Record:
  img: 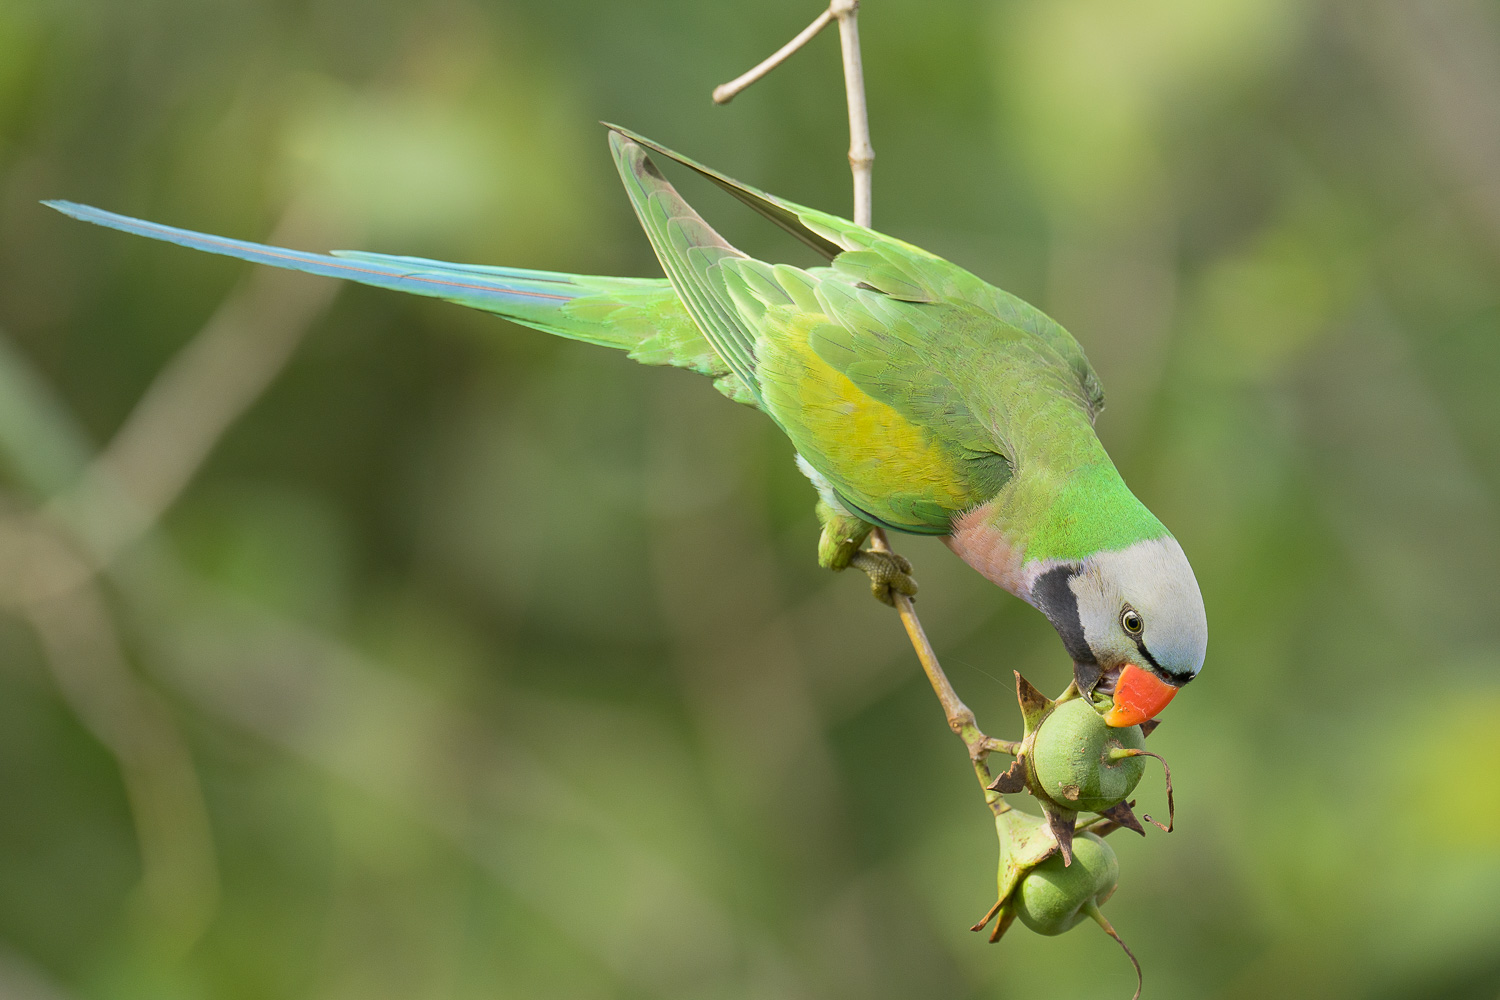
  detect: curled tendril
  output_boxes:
[1108,748,1174,832]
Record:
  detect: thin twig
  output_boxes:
[0,519,218,956]
[831,0,874,227]
[867,528,1006,813]
[712,8,836,104]
[711,1,873,227]
[0,201,341,957]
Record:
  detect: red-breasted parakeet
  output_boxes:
[45,126,1206,725]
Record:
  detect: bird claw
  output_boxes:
[849,550,918,606]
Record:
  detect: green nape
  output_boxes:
[999,459,1170,563]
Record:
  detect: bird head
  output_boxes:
[1029,536,1207,727]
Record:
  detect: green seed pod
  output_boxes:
[1031,698,1146,813]
[1013,831,1119,935]
[1014,832,1143,1000]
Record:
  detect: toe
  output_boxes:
[849,550,918,606]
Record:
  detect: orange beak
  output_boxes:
[1103,663,1179,728]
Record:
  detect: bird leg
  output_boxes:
[815,499,872,570]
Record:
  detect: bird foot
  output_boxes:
[849,550,918,607]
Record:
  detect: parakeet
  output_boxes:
[45,125,1206,726]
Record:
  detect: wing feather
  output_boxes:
[610,134,765,403]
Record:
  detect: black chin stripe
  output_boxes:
[1032,566,1095,666]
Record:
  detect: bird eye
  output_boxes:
[1121,609,1144,635]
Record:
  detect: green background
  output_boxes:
[0,0,1497,997]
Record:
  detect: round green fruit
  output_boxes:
[1031,698,1146,813]
[1014,832,1119,935]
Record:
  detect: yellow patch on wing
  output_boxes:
[759,312,976,530]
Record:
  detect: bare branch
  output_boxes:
[831,0,874,227]
[712,1,874,227]
[867,528,1008,813]
[0,200,342,955]
[713,8,836,104]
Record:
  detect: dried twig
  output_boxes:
[713,0,874,226]
[0,517,218,955]
[30,582,218,951]
[712,8,836,105]
[830,0,874,227]
[866,532,1012,814]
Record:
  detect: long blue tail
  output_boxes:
[40,200,726,369]
[44,200,592,309]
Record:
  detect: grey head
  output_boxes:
[1029,536,1207,726]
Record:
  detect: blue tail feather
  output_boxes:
[41,200,581,309]
[329,250,580,284]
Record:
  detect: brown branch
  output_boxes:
[0,518,218,955]
[866,528,1008,814]
[712,0,873,227]
[0,200,343,955]
[712,7,837,104]
[831,0,874,227]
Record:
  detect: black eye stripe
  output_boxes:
[1131,637,1163,672]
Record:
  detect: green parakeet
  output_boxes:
[45,126,1206,725]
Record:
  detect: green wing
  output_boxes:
[739,263,1016,532]
[607,125,1105,421]
[609,132,767,407]
[610,129,1110,533]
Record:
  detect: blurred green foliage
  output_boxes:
[0,0,1497,998]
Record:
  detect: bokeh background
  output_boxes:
[0,0,1497,997]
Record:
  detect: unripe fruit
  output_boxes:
[1014,831,1142,999]
[1031,698,1146,814]
[977,675,1157,999]
[1014,831,1118,935]
[979,816,1144,1000]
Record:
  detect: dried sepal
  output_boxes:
[988,905,1018,943]
[1014,670,1053,732]
[987,757,1028,794]
[1047,807,1078,866]
[970,897,1004,934]
[1095,799,1146,837]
